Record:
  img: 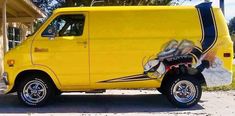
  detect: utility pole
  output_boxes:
[204,0,225,15]
[220,0,225,15]
[2,0,8,53]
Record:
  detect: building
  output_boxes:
[0,0,45,74]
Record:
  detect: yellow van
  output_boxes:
[2,2,233,108]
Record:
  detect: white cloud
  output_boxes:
[224,1,235,21]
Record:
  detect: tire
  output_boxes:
[17,74,55,106]
[55,89,62,96]
[166,75,202,108]
[157,87,166,95]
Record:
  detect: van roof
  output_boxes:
[53,6,219,14]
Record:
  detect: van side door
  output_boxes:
[32,12,90,88]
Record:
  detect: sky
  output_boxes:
[181,0,235,22]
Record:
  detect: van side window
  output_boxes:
[42,14,85,37]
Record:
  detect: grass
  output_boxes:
[231,35,235,41]
[231,65,235,89]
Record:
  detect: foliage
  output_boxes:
[32,0,64,15]
[229,17,235,35]
[32,0,191,14]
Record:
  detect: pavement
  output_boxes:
[0,86,235,116]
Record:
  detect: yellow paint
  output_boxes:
[3,6,233,93]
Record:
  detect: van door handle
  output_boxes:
[77,41,87,44]
[34,47,49,52]
[77,41,87,48]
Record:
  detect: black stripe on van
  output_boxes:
[190,47,203,61]
[98,74,152,83]
[196,2,218,54]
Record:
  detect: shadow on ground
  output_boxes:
[0,94,204,113]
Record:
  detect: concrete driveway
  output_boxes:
[0,90,235,116]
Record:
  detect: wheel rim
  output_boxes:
[173,80,196,103]
[22,80,47,104]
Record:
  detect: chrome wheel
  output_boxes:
[173,80,196,103]
[22,80,47,104]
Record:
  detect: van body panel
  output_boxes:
[31,12,90,88]
[3,37,62,93]
[89,8,202,88]
[3,6,233,93]
[3,38,33,93]
[199,8,233,87]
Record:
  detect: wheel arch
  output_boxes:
[8,68,61,93]
[160,67,206,90]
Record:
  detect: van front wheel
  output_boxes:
[166,76,202,108]
[17,75,54,106]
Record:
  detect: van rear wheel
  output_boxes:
[17,74,54,106]
[166,75,202,108]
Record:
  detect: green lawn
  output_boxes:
[231,65,235,89]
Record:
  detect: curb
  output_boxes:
[0,89,4,94]
[0,79,6,95]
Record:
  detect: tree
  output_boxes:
[229,17,235,35]
[32,0,64,15]
[31,0,66,31]
[32,0,189,14]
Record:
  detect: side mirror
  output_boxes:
[48,27,56,40]
[42,25,56,40]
